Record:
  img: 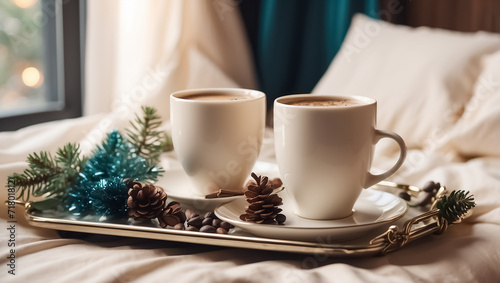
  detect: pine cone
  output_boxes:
[244,176,282,191]
[126,180,167,220]
[240,173,286,224]
[158,201,186,228]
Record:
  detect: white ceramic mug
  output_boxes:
[170,88,266,196]
[274,95,406,219]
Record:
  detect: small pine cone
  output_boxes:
[158,201,187,228]
[127,180,167,220]
[240,173,284,224]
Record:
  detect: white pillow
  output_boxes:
[313,14,500,150]
[437,50,500,158]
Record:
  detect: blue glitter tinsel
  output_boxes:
[64,130,163,218]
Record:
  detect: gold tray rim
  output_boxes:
[25,203,383,257]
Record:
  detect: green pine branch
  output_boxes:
[127,106,171,163]
[56,142,88,171]
[436,190,476,223]
[10,143,85,202]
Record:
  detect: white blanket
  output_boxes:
[1,114,500,282]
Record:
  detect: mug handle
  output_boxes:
[364,129,407,189]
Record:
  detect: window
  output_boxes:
[0,0,84,131]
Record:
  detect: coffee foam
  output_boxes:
[184,93,252,101]
[286,98,362,107]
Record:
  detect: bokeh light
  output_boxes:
[13,0,38,9]
[22,67,43,88]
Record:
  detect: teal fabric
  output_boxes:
[256,0,378,103]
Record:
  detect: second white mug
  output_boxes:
[274,95,406,220]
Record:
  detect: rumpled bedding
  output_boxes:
[2,13,500,283]
[1,107,500,282]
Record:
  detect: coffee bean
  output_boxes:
[220,221,231,231]
[173,223,185,230]
[202,217,213,226]
[185,209,195,219]
[204,212,216,219]
[185,209,199,220]
[212,219,222,228]
[398,192,411,201]
[216,227,228,234]
[177,211,187,223]
[423,181,436,193]
[200,225,216,233]
[187,216,203,228]
[186,226,199,232]
[276,214,286,224]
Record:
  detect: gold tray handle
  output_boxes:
[370,185,472,255]
[370,210,445,255]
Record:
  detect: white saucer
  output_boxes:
[215,189,408,242]
[155,161,280,211]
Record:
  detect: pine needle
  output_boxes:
[436,190,476,223]
[11,143,85,202]
[126,106,170,163]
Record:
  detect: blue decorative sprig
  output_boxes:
[80,130,162,183]
[66,175,129,218]
[10,106,169,218]
[64,131,164,217]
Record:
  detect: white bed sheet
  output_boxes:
[1,116,499,283]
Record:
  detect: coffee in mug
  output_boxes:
[184,93,253,101]
[286,97,363,107]
[274,95,406,220]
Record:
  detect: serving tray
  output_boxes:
[23,182,457,257]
